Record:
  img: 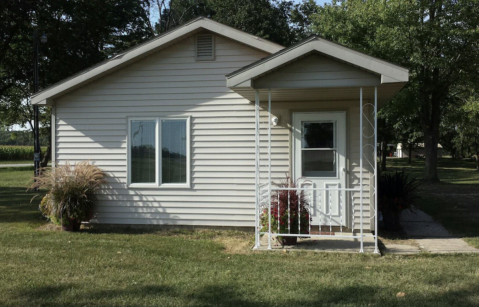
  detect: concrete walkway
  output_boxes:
[383,209,479,254]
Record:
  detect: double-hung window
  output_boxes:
[128,117,190,188]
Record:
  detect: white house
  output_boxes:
[31,17,408,252]
[397,143,443,158]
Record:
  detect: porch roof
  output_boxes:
[226,36,409,103]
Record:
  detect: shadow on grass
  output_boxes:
[13,282,479,307]
[0,187,44,225]
[417,194,479,240]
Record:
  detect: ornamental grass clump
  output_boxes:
[260,176,311,245]
[30,161,106,231]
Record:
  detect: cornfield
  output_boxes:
[0,146,47,160]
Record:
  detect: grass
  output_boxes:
[385,158,479,248]
[0,160,33,165]
[1,167,479,306]
[386,157,479,184]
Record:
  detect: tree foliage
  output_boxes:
[146,0,316,46]
[452,91,479,169]
[311,0,479,181]
[0,0,153,163]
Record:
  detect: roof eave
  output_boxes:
[226,37,409,88]
[31,17,284,105]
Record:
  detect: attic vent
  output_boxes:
[196,34,215,61]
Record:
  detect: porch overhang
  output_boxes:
[226,36,409,104]
[230,84,405,104]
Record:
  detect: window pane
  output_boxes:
[162,120,187,184]
[302,122,334,148]
[131,120,156,183]
[302,150,336,177]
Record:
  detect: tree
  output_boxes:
[147,0,313,46]
[454,92,479,170]
[383,85,423,164]
[1,0,153,165]
[311,0,479,182]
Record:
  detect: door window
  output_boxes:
[301,121,337,177]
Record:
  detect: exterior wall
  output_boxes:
[259,101,374,231]
[54,33,269,227]
[53,33,374,230]
[255,53,381,89]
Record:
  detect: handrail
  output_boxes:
[270,187,361,191]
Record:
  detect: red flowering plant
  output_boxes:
[260,176,311,245]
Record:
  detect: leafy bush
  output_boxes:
[378,169,421,212]
[0,145,47,160]
[31,161,106,229]
[378,169,421,231]
[260,176,311,244]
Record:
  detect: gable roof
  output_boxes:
[31,17,284,105]
[226,35,408,88]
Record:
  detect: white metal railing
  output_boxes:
[253,87,379,253]
[257,186,375,248]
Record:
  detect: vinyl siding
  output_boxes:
[54,34,374,230]
[54,34,269,227]
[255,53,381,89]
[258,101,374,230]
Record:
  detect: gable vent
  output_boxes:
[196,34,215,61]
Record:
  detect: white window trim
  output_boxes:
[127,116,191,189]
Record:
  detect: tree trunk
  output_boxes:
[40,145,50,167]
[40,125,51,167]
[408,144,413,164]
[381,141,387,171]
[421,67,442,183]
[424,125,440,182]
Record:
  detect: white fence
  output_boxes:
[256,184,376,252]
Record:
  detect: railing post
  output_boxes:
[254,90,260,249]
[374,87,380,254]
[359,87,364,253]
[268,90,272,250]
[277,190,280,234]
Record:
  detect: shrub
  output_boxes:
[0,145,47,160]
[378,170,420,212]
[378,169,420,231]
[31,161,106,230]
[260,176,311,245]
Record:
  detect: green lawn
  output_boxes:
[385,158,479,248]
[0,160,33,165]
[386,157,479,184]
[1,166,479,306]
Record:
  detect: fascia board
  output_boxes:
[227,38,409,88]
[31,18,283,105]
[227,43,316,87]
[198,20,283,54]
[313,39,409,82]
[31,23,200,105]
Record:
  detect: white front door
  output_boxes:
[293,112,346,227]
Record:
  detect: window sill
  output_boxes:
[127,184,191,189]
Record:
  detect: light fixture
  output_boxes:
[271,116,279,126]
